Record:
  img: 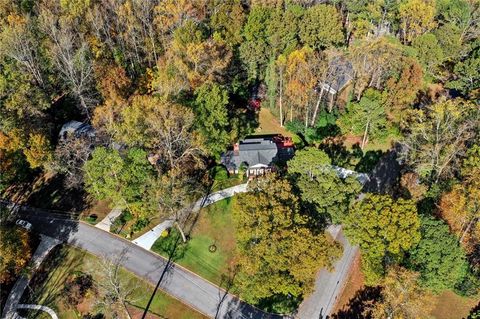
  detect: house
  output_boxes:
[221,135,294,177]
[320,57,354,95]
[59,121,95,140]
[317,57,354,111]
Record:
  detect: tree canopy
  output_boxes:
[344,194,421,284]
[233,174,341,311]
[408,215,468,292]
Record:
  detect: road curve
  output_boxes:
[13,207,285,319]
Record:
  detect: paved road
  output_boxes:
[296,227,358,319]
[133,183,249,250]
[12,207,284,319]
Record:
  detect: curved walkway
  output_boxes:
[133,183,248,250]
[2,235,60,319]
[16,305,58,319]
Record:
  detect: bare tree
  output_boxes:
[39,8,97,119]
[51,136,93,189]
[400,99,478,184]
[0,16,45,87]
[96,248,139,319]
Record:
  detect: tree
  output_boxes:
[0,59,50,132]
[284,47,318,126]
[337,88,388,150]
[39,7,97,118]
[233,175,341,310]
[193,82,230,157]
[0,226,32,284]
[349,37,404,99]
[288,147,362,223]
[239,6,273,80]
[287,147,331,178]
[439,145,480,249]
[84,147,155,218]
[172,37,232,89]
[297,171,362,223]
[209,0,245,47]
[447,45,480,98]
[370,267,435,319]
[0,14,45,87]
[383,58,423,122]
[398,0,436,43]
[344,194,421,285]
[114,95,204,172]
[267,5,304,56]
[434,23,465,62]
[408,215,468,292]
[23,133,53,169]
[435,0,479,42]
[412,33,444,77]
[299,4,344,50]
[400,99,478,184]
[96,249,139,319]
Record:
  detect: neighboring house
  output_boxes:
[221,135,295,177]
[317,57,354,111]
[59,121,95,140]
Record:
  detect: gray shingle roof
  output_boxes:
[221,136,295,172]
[322,57,354,93]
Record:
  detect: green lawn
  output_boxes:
[152,197,237,286]
[24,246,207,319]
[430,290,479,319]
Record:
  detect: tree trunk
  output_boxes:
[305,103,309,129]
[311,87,325,126]
[361,120,370,150]
[328,92,335,113]
[123,301,132,319]
[279,73,284,127]
[175,221,187,243]
[460,217,477,244]
[78,95,91,120]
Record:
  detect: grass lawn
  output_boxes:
[152,197,237,286]
[430,290,479,319]
[342,134,396,152]
[80,199,112,225]
[256,108,293,137]
[24,246,207,319]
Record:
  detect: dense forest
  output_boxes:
[1,0,479,317]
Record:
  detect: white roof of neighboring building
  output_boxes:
[59,121,95,139]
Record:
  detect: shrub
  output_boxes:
[212,165,229,182]
[110,210,133,233]
[63,272,94,306]
[131,217,149,233]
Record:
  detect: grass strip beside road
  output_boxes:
[24,245,207,319]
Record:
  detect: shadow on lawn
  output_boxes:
[141,180,243,318]
[20,245,86,318]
